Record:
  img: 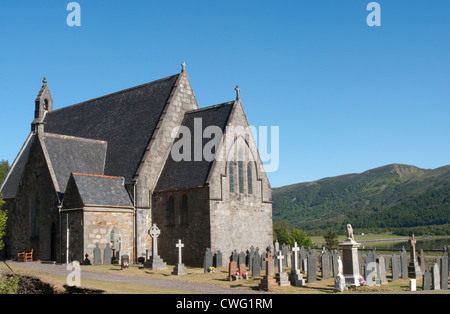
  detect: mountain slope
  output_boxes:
[272,164,450,235]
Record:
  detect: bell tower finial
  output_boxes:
[181,62,186,74]
[32,76,54,132]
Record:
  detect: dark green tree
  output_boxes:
[0,193,7,251]
[0,160,9,184]
[323,228,339,249]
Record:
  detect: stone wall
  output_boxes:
[207,101,273,266]
[134,73,199,260]
[5,136,60,261]
[60,208,134,263]
[83,209,134,263]
[152,187,210,266]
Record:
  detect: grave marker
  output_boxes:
[172,239,187,276]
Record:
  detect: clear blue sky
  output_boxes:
[1,1,449,188]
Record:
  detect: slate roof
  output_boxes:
[40,133,107,193]
[43,74,180,182]
[1,132,35,199]
[154,101,235,192]
[69,173,133,207]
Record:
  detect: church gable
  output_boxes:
[39,133,107,194]
[154,101,234,192]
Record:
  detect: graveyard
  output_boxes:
[2,231,449,294]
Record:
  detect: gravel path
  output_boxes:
[2,261,265,294]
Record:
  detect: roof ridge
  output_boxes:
[49,74,180,114]
[185,101,235,115]
[40,132,108,144]
[72,173,124,180]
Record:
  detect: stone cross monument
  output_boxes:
[172,239,187,275]
[289,242,305,286]
[144,224,167,270]
[407,234,422,278]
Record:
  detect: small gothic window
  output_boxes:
[43,99,49,110]
[181,194,188,225]
[229,162,235,193]
[238,149,244,193]
[247,163,253,194]
[167,196,175,226]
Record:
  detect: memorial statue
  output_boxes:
[346,224,355,241]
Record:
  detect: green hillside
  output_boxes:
[272,164,450,236]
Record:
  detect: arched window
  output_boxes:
[167,196,175,226]
[181,194,188,225]
[238,149,244,193]
[229,162,235,193]
[247,163,253,194]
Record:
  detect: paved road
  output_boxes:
[2,261,265,294]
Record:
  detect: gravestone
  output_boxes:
[290,242,305,286]
[307,249,318,283]
[239,263,247,277]
[228,261,238,281]
[103,243,112,265]
[121,255,129,269]
[172,239,187,276]
[377,256,388,285]
[334,256,346,292]
[259,254,277,291]
[248,246,255,270]
[238,251,246,268]
[300,246,308,273]
[422,268,431,291]
[213,250,223,268]
[231,250,238,262]
[252,249,261,278]
[384,255,391,273]
[145,224,167,270]
[203,248,213,273]
[281,244,288,267]
[331,250,339,277]
[407,234,422,279]
[275,251,290,286]
[432,263,440,290]
[418,249,426,275]
[400,247,408,279]
[321,250,331,280]
[440,253,448,290]
[364,250,375,279]
[391,254,400,281]
[81,253,91,265]
[93,243,102,266]
[365,256,378,286]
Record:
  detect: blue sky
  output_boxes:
[1,1,449,188]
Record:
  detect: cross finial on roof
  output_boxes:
[235,85,241,100]
[43,77,47,84]
[181,62,186,73]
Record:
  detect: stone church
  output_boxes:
[1,64,273,266]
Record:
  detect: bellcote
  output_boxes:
[32,77,53,132]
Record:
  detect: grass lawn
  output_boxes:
[3,262,445,294]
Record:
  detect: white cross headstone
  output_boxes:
[149,224,161,257]
[176,239,184,264]
[292,242,300,271]
[277,250,285,274]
